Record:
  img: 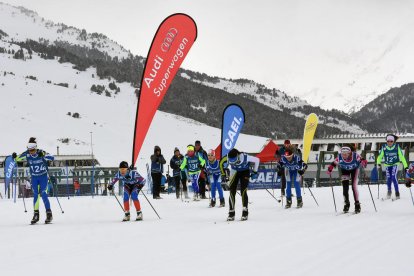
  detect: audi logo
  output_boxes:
[161,28,178,52]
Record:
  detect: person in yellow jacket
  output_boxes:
[376,134,408,199]
[180,145,206,201]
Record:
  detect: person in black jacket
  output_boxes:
[150,145,166,199]
[195,140,208,199]
[170,147,189,199]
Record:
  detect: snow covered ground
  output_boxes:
[1,185,413,276]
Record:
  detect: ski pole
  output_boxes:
[19,181,27,213]
[304,179,319,206]
[140,189,161,219]
[55,193,65,213]
[409,187,414,207]
[65,162,70,200]
[113,192,125,212]
[265,189,281,203]
[329,175,337,213]
[377,182,379,199]
[366,178,377,212]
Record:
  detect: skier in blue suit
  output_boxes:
[278,147,307,209]
[206,149,225,208]
[13,137,54,224]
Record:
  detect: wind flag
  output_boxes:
[302,113,318,163]
[4,155,15,195]
[132,13,197,166]
[220,104,245,158]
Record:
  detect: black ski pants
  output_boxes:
[228,169,250,214]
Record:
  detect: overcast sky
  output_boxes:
[2,0,414,106]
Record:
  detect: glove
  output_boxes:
[360,159,368,168]
[327,165,334,176]
[38,150,44,157]
[12,152,17,159]
[136,184,144,191]
[129,165,134,170]
[274,163,281,173]
[108,184,113,191]
[406,178,412,188]
[299,164,308,175]
[250,171,258,180]
[221,175,229,183]
[377,164,382,170]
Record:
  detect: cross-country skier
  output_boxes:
[170,147,189,199]
[219,148,260,221]
[376,134,408,200]
[278,147,307,209]
[12,137,55,224]
[405,163,413,188]
[206,149,225,208]
[108,161,146,221]
[180,145,206,201]
[327,146,367,213]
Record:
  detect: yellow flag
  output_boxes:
[302,113,318,163]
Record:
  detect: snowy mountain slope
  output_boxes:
[180,71,367,134]
[258,3,414,113]
[353,83,414,133]
[0,42,267,169]
[0,2,373,136]
[0,2,130,59]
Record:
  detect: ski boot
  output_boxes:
[297,197,303,208]
[387,190,392,199]
[122,212,131,222]
[343,200,350,213]
[209,199,216,208]
[219,198,225,207]
[136,211,143,221]
[31,210,40,224]
[355,201,361,214]
[193,193,200,201]
[285,198,292,209]
[45,210,53,224]
[395,191,400,200]
[227,210,235,221]
[241,207,249,221]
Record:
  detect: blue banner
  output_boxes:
[4,155,15,194]
[248,168,281,190]
[220,104,245,158]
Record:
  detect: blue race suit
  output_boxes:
[206,159,224,200]
[16,150,54,211]
[279,155,305,200]
[111,170,146,212]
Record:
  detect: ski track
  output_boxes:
[0,186,413,276]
